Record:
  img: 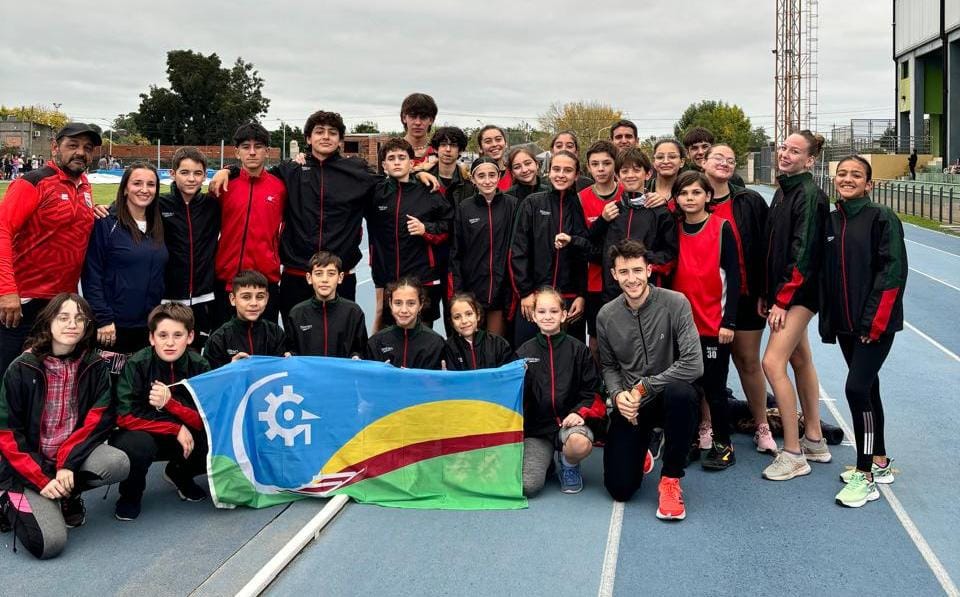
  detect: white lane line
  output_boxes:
[904,321,960,363]
[909,268,960,293]
[236,494,350,597]
[357,277,372,286]
[819,384,960,597]
[906,238,960,259]
[597,501,625,597]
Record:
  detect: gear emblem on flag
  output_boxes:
[258,385,320,446]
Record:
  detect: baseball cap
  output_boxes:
[55,123,103,147]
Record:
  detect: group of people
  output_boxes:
[0,92,908,560]
[1,154,43,180]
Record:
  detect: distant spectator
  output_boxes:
[908,150,917,180]
[98,155,109,170]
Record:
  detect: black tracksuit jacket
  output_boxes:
[116,348,210,437]
[367,178,454,287]
[587,191,678,301]
[159,185,221,301]
[708,184,769,298]
[516,332,606,438]
[819,195,908,342]
[366,324,445,370]
[449,192,519,310]
[509,187,589,299]
[442,330,516,371]
[287,296,368,358]
[203,317,288,369]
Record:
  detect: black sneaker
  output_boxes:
[0,493,12,533]
[686,439,702,465]
[163,463,207,502]
[702,442,736,471]
[60,494,86,528]
[648,427,665,461]
[115,496,141,521]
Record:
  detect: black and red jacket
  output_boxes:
[203,317,287,369]
[449,191,519,310]
[708,184,769,298]
[429,162,475,207]
[516,332,606,438]
[287,296,368,358]
[764,172,829,309]
[159,184,221,301]
[367,178,453,288]
[0,161,95,299]
[508,187,589,299]
[116,347,210,436]
[215,168,286,288]
[365,324,445,370]
[819,195,908,342]
[507,177,549,201]
[0,351,115,492]
[265,153,378,276]
[442,330,516,371]
[587,192,677,301]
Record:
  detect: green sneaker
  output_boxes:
[840,459,894,484]
[835,471,880,508]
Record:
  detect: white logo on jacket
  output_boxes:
[538,209,551,216]
[468,217,481,224]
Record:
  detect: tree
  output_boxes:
[0,105,69,130]
[538,102,624,157]
[132,50,270,144]
[270,123,304,155]
[673,101,753,163]
[747,126,771,152]
[352,121,380,134]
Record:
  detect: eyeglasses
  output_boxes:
[55,314,88,326]
[707,155,737,166]
[653,154,680,161]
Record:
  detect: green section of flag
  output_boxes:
[334,444,527,510]
[208,455,305,509]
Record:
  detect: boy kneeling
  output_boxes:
[112,304,210,521]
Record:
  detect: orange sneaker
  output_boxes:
[656,476,686,521]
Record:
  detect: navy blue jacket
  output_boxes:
[82,210,168,329]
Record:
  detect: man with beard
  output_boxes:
[0,123,102,373]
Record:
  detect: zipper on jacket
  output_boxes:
[469,339,477,370]
[635,310,650,364]
[247,322,255,354]
[394,186,403,279]
[186,201,194,299]
[838,209,854,330]
[168,362,175,385]
[487,201,495,304]
[318,162,325,250]
[548,336,560,425]
[626,209,634,239]
[552,191,564,287]
[236,179,255,276]
[323,301,329,356]
[402,328,409,368]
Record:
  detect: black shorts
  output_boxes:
[736,295,767,331]
[585,292,605,338]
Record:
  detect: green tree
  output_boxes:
[673,101,753,163]
[538,101,623,157]
[0,105,69,130]
[270,123,304,155]
[352,121,380,134]
[748,126,771,151]
[133,50,270,144]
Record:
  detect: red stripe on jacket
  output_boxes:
[869,288,900,340]
[54,406,106,470]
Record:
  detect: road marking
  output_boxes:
[905,222,960,242]
[819,384,959,597]
[910,268,960,293]
[357,277,372,286]
[904,321,960,362]
[906,238,960,259]
[597,502,625,597]
[236,494,350,597]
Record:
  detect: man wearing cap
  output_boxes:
[0,123,102,373]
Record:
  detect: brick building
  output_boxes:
[0,117,56,158]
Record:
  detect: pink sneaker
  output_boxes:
[754,423,777,454]
[698,422,713,450]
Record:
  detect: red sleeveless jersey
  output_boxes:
[709,198,749,295]
[673,215,726,336]
[578,183,623,292]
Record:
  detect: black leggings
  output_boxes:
[603,381,699,502]
[838,334,893,472]
[697,337,732,444]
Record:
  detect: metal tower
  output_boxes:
[774,0,817,147]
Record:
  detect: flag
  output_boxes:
[183,356,527,510]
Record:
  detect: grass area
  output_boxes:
[1,181,120,205]
[898,212,960,236]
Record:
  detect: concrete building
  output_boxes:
[0,117,56,158]
[894,0,959,166]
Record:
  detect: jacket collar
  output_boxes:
[837,194,871,217]
[46,160,89,187]
[310,295,341,308]
[306,151,342,166]
[534,331,567,348]
[777,171,812,190]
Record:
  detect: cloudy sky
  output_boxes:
[0,1,893,139]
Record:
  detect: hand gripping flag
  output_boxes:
[183,356,527,510]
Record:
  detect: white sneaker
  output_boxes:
[800,436,832,463]
[762,450,811,481]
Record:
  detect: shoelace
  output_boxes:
[661,479,683,503]
[561,466,579,485]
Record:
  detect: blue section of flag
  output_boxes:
[184,357,525,493]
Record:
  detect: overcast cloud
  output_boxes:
[0,1,892,138]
